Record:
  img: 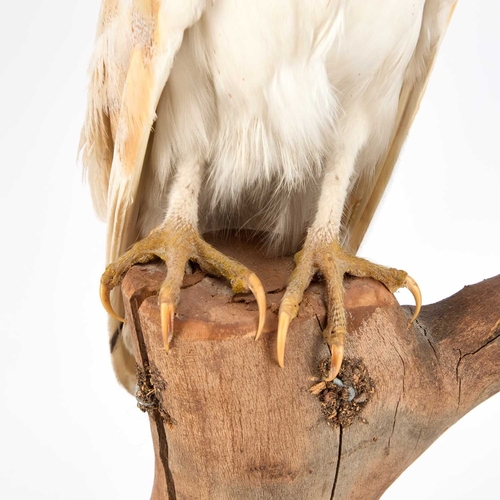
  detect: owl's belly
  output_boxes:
[149,0,424,243]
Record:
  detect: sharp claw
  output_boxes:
[404,275,422,325]
[249,273,266,340]
[161,302,175,351]
[277,310,291,368]
[325,344,344,382]
[99,283,125,322]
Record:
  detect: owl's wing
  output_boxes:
[80,0,205,392]
[343,0,458,253]
[81,0,205,264]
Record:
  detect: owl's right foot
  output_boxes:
[275,236,421,381]
[100,218,266,349]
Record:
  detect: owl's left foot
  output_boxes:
[275,235,421,381]
[99,219,266,349]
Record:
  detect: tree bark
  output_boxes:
[121,232,500,500]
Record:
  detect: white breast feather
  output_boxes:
[98,0,445,253]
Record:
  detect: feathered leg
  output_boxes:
[275,151,421,380]
[101,157,266,350]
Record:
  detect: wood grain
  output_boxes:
[121,233,500,500]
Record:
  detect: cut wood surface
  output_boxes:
[121,232,500,500]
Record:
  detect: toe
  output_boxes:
[276,253,316,368]
[345,253,422,323]
[319,259,347,381]
[100,224,268,350]
[196,238,267,339]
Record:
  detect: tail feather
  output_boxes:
[109,290,136,395]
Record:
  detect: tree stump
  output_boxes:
[121,232,500,500]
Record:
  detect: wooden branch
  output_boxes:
[121,232,500,500]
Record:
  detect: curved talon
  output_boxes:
[249,273,267,340]
[404,275,422,325]
[99,283,125,322]
[325,344,344,382]
[161,302,175,351]
[277,311,292,368]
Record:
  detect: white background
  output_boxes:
[1,1,498,499]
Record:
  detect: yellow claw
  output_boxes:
[276,310,291,368]
[161,302,175,351]
[325,344,344,382]
[404,275,422,325]
[99,283,125,323]
[249,273,267,341]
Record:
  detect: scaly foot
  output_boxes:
[100,219,266,348]
[272,236,421,381]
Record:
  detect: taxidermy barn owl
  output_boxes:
[81,0,457,394]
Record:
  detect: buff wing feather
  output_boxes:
[80,0,207,392]
[344,0,458,253]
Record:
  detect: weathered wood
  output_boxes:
[121,232,500,500]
